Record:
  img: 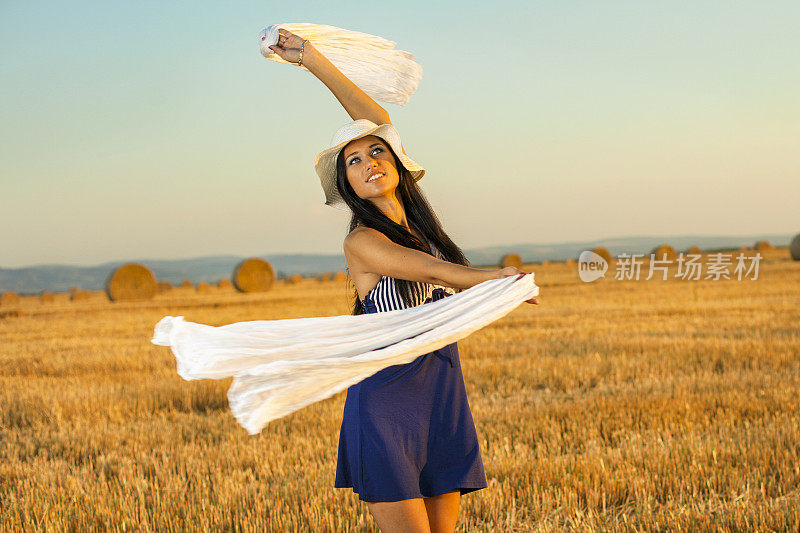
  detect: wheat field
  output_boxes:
[1,249,799,532]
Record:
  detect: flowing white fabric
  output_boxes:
[258,23,423,106]
[151,274,539,435]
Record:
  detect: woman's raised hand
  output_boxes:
[267,29,310,64]
[495,266,539,305]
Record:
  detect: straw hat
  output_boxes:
[314,119,425,210]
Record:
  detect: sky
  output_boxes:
[1,1,798,268]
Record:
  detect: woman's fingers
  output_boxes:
[269,29,304,62]
[268,42,298,63]
[274,30,290,52]
[267,45,285,59]
[278,29,301,48]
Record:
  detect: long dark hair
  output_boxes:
[335,139,470,315]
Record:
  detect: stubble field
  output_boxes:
[1,249,799,531]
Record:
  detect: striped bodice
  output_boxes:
[362,239,452,312]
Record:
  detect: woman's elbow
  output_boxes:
[428,259,451,287]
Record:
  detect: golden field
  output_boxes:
[1,248,799,532]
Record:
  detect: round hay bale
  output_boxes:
[591,247,612,263]
[790,233,800,261]
[565,258,576,266]
[687,246,702,255]
[232,258,275,293]
[104,263,158,302]
[40,291,55,304]
[333,272,348,282]
[218,279,232,289]
[0,291,20,307]
[181,279,193,289]
[285,274,303,284]
[157,281,173,293]
[197,281,212,293]
[70,290,90,302]
[500,253,523,269]
[650,244,676,260]
[754,240,775,251]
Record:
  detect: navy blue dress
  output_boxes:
[334,246,488,503]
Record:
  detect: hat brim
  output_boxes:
[314,123,424,211]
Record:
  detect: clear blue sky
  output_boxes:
[1,1,798,268]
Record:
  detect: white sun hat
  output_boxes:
[313,119,425,210]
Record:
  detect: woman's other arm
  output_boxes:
[345,227,515,290]
[268,30,392,126]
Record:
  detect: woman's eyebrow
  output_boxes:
[346,143,383,160]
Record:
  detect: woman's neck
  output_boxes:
[372,193,411,232]
[362,194,427,245]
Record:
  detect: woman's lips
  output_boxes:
[366,172,385,183]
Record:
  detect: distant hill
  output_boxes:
[1,233,793,295]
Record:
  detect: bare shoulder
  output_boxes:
[343,226,388,271]
[343,226,383,300]
[344,226,386,253]
[345,227,416,271]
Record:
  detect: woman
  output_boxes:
[269,30,538,533]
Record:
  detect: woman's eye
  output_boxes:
[348,147,381,166]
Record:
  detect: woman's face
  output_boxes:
[342,135,400,202]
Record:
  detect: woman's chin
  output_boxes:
[361,182,397,197]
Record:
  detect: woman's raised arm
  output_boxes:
[269,29,391,126]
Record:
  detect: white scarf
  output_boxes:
[151,274,539,435]
[258,23,423,106]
